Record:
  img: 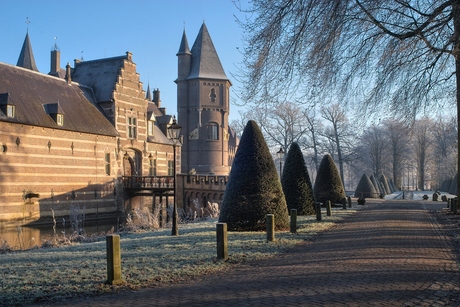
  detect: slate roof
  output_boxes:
[0,62,118,136]
[72,55,126,103]
[177,29,191,56]
[188,23,228,81]
[16,32,39,72]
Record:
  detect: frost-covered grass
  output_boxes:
[0,208,359,306]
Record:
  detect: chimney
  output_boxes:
[50,48,60,75]
[153,88,161,107]
[65,62,72,84]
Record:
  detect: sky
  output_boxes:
[0,0,249,121]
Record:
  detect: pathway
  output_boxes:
[37,201,460,306]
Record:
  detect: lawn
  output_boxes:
[0,208,359,306]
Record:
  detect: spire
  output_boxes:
[177,29,191,56]
[146,84,152,101]
[17,32,39,72]
[188,22,228,80]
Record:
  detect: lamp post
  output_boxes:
[276,147,285,177]
[167,116,182,236]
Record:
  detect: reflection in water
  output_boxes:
[0,218,123,250]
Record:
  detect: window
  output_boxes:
[206,123,219,140]
[105,153,111,176]
[147,120,155,136]
[6,105,15,118]
[56,113,64,126]
[127,117,137,139]
[168,160,174,176]
[149,159,157,176]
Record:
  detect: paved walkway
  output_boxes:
[41,201,460,306]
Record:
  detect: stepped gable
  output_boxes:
[72,55,127,103]
[16,32,39,72]
[0,63,118,136]
[188,23,228,81]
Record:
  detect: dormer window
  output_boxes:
[56,113,64,126]
[0,93,15,119]
[147,120,155,136]
[6,105,15,118]
[44,102,65,126]
[146,111,156,137]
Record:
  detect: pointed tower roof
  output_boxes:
[188,23,228,80]
[177,29,191,56]
[17,32,39,72]
[146,84,152,101]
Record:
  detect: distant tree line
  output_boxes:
[231,103,457,192]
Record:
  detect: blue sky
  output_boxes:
[0,0,248,120]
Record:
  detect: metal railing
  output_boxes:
[122,176,174,190]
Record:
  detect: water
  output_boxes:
[0,218,123,250]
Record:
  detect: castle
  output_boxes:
[0,23,237,227]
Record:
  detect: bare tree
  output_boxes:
[320,103,354,186]
[358,125,388,177]
[302,108,322,173]
[235,102,310,153]
[237,0,460,194]
[382,119,411,189]
[412,118,434,190]
[430,116,458,189]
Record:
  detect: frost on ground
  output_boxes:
[0,208,358,306]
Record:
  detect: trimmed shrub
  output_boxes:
[442,178,452,192]
[449,174,458,195]
[369,175,380,194]
[379,174,391,195]
[354,173,377,198]
[218,120,289,231]
[281,142,315,215]
[314,154,346,204]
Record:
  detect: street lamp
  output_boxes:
[167,116,182,236]
[276,147,285,177]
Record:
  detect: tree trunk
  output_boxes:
[455,2,460,197]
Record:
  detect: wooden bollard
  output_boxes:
[326,200,332,216]
[447,198,451,209]
[216,223,228,261]
[347,196,352,208]
[290,209,297,233]
[106,234,123,285]
[342,198,347,210]
[316,202,322,221]
[454,199,458,215]
[266,214,275,241]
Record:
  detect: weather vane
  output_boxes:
[26,17,30,32]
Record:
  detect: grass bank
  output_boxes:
[1,208,360,306]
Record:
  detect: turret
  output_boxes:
[176,29,191,81]
[17,32,39,72]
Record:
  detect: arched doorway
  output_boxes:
[123,149,141,176]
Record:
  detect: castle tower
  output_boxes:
[176,23,232,175]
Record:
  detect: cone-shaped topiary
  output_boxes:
[354,173,377,198]
[281,142,315,215]
[379,174,391,195]
[218,120,289,231]
[369,175,379,192]
[314,154,346,204]
[449,173,458,195]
